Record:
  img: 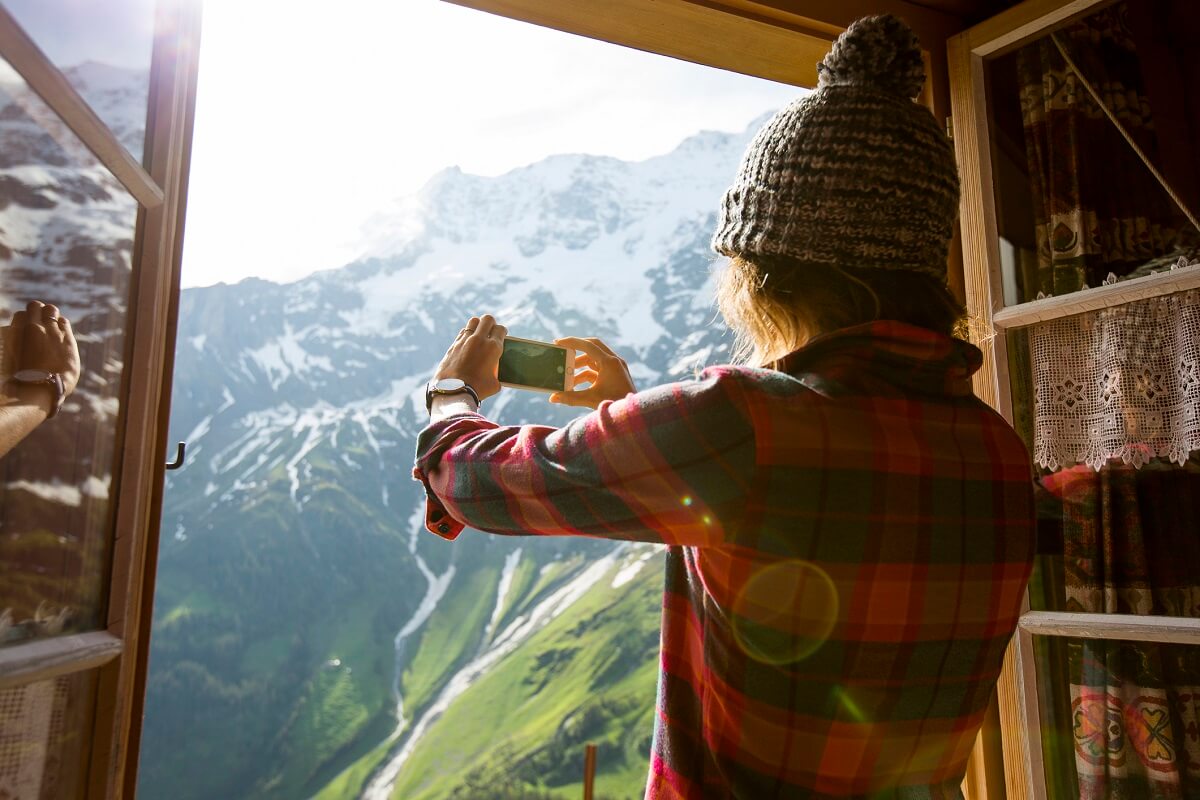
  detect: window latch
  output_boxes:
[166,441,186,471]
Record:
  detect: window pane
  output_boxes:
[1032,635,1200,799]
[3,0,155,162]
[0,56,139,647]
[985,0,1200,305]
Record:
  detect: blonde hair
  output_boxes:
[716,254,966,369]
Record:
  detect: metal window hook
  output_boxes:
[166,441,186,471]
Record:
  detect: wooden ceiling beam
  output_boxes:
[445,0,837,88]
[444,0,975,120]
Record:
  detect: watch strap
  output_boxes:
[425,381,481,413]
[46,372,64,418]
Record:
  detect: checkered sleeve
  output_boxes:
[412,367,757,544]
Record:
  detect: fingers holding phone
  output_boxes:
[433,321,635,410]
[551,336,636,409]
[433,314,504,400]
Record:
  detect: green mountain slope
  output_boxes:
[314,545,665,800]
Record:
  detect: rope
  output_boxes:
[1051,32,1200,236]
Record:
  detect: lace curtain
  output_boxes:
[1030,267,1200,472]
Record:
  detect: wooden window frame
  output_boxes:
[948,0,1200,797]
[0,1,202,797]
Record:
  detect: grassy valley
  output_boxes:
[314,545,665,800]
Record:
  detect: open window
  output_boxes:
[0,1,200,797]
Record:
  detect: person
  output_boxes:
[413,14,1034,799]
[0,300,81,458]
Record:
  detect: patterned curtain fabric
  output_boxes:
[1016,3,1187,299]
[1040,461,1200,799]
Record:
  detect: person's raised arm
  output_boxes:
[0,302,81,458]
[413,318,757,546]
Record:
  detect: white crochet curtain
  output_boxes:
[1030,273,1200,471]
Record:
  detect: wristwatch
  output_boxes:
[11,369,66,419]
[425,378,481,414]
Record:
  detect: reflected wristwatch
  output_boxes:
[11,369,66,419]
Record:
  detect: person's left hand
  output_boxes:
[549,336,636,409]
[432,314,506,401]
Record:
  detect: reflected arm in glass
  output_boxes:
[0,301,80,458]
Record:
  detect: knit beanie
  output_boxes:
[711,14,960,279]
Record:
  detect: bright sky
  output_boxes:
[176,0,804,288]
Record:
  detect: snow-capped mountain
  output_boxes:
[165,124,752,437]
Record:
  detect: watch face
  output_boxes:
[13,369,53,383]
[434,378,466,392]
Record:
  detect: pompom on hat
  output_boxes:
[711,14,960,279]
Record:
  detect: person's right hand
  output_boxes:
[432,314,504,402]
[550,337,636,409]
[8,301,81,396]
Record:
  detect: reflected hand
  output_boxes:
[8,301,80,396]
[433,314,505,401]
[550,337,636,409]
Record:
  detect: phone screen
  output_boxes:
[498,338,568,391]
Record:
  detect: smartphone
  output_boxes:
[498,336,574,393]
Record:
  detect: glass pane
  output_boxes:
[0,56,139,647]
[0,669,96,799]
[1032,635,1200,799]
[3,0,155,162]
[985,0,1200,305]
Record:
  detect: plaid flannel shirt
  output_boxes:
[413,321,1035,799]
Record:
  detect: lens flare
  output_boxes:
[832,686,867,724]
[731,560,838,665]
